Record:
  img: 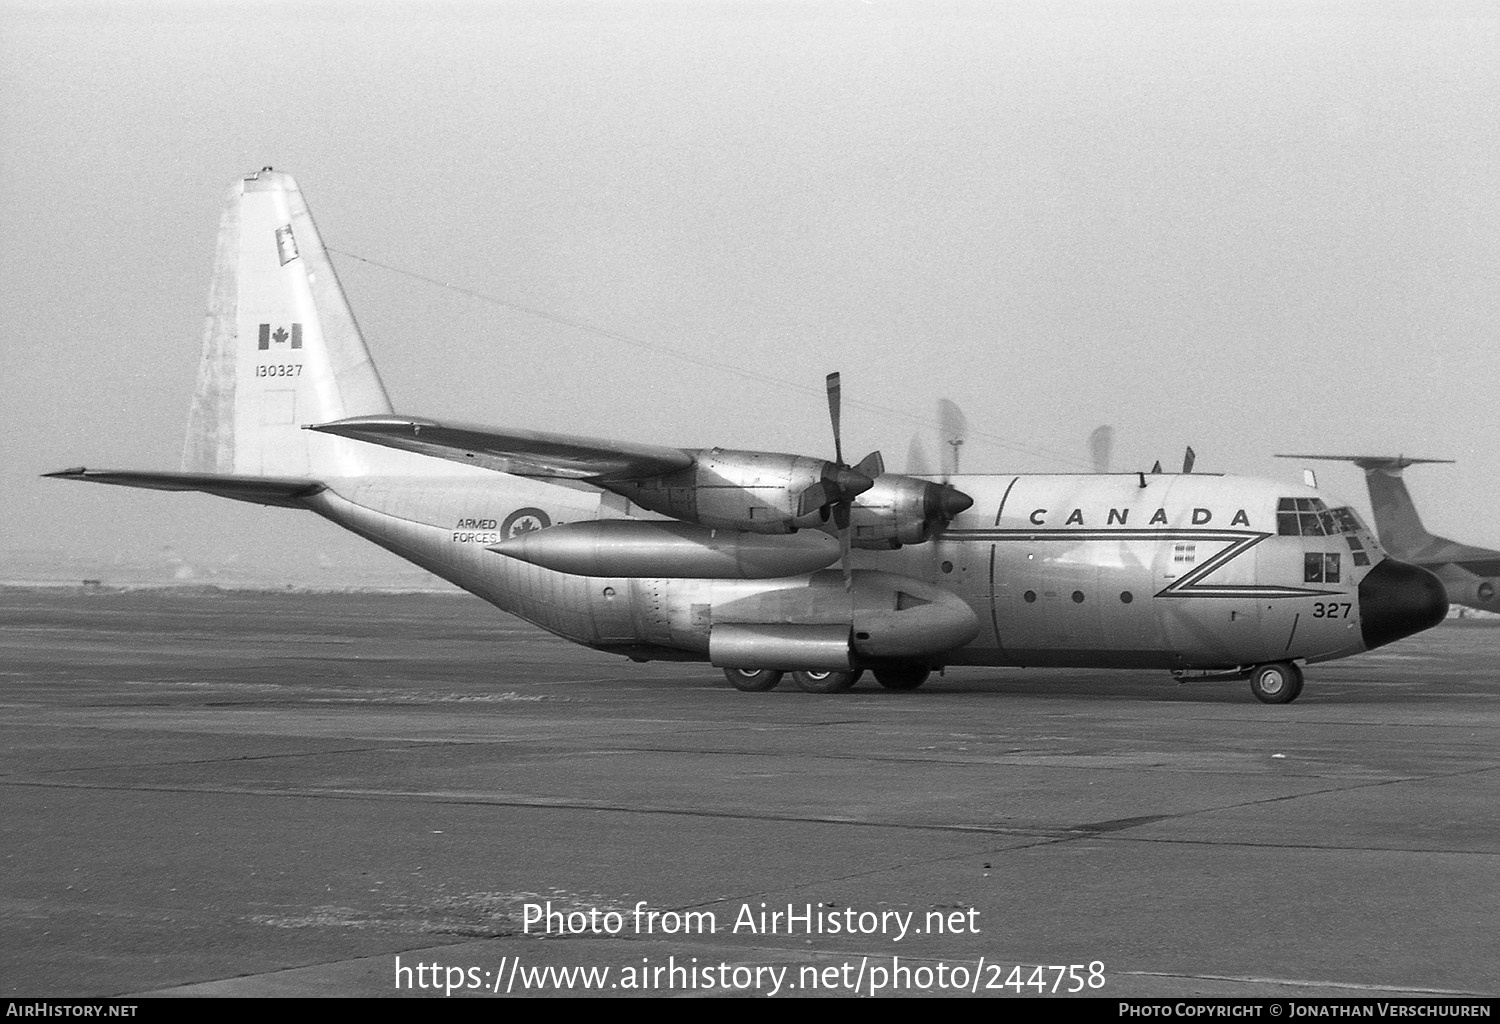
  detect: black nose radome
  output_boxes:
[1359,558,1448,651]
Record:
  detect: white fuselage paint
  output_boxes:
[302,468,1378,671]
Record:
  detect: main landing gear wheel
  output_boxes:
[873,665,931,691]
[791,669,861,693]
[1248,661,1304,704]
[723,668,783,692]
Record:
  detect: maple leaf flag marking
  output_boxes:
[257,323,303,350]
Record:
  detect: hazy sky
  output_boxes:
[4,0,1498,584]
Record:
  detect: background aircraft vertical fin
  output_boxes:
[1359,459,1439,557]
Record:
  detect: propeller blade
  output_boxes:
[825,372,844,467]
[834,504,854,590]
[1182,446,1196,474]
[906,437,932,476]
[797,481,832,518]
[1089,425,1115,474]
[937,398,967,478]
[855,450,884,479]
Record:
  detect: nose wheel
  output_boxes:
[1248,661,1304,704]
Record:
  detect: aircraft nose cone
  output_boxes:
[1359,557,1448,651]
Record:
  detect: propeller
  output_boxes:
[926,397,975,537]
[906,437,933,476]
[938,398,967,478]
[1089,425,1115,474]
[796,372,883,587]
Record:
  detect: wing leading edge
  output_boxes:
[306,415,695,481]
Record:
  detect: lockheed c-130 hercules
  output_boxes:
[47,170,1450,704]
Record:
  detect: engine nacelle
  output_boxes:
[1432,563,1498,608]
[605,452,973,546]
[847,474,974,549]
[603,448,872,535]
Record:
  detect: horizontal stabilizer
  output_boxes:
[43,468,324,509]
[307,415,695,481]
[1275,455,1455,472]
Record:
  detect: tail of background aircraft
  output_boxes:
[1276,455,1454,558]
[182,167,393,479]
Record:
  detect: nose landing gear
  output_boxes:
[1248,661,1304,704]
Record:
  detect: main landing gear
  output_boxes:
[1247,661,1304,704]
[723,668,783,692]
[791,669,862,693]
[872,665,931,691]
[722,665,933,693]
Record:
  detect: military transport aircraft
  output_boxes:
[1277,455,1499,613]
[46,170,1449,704]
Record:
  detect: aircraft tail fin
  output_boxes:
[182,168,394,479]
[1275,454,1454,557]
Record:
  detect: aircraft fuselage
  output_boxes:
[307,466,1435,674]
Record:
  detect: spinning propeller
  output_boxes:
[938,398,967,478]
[1089,425,1115,474]
[904,398,975,533]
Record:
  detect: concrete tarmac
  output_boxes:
[2,587,1496,998]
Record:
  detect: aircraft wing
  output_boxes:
[307,415,695,481]
[42,469,324,509]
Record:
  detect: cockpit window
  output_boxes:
[1330,506,1370,535]
[1277,497,1331,537]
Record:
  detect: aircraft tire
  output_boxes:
[791,669,860,693]
[723,668,783,692]
[1248,662,1303,704]
[873,665,930,691]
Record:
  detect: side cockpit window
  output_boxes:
[1305,552,1342,584]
